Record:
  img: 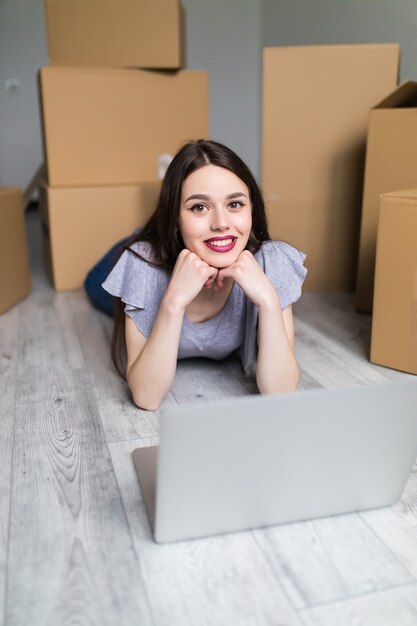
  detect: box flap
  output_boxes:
[0,187,22,199]
[375,81,417,109]
[381,189,417,201]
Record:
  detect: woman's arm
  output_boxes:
[217,250,300,394]
[125,300,185,411]
[126,249,217,411]
[256,303,300,393]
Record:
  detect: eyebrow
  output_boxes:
[184,191,248,202]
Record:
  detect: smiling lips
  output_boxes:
[204,236,237,252]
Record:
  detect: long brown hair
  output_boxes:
[111,139,270,377]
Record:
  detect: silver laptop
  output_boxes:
[132,379,417,543]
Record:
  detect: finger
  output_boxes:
[217,265,235,284]
[215,270,228,289]
[202,264,217,286]
[178,248,190,259]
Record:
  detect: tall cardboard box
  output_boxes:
[0,188,31,313]
[262,44,399,291]
[371,190,417,375]
[39,66,208,187]
[356,82,417,312]
[44,0,184,69]
[40,182,160,290]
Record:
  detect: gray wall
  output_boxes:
[182,0,262,178]
[263,0,417,82]
[1,0,416,190]
[0,0,47,189]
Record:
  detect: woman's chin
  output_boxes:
[191,246,240,268]
[208,253,239,269]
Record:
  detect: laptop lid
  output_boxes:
[133,379,417,543]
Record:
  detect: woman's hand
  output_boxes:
[127,249,217,411]
[216,250,279,309]
[216,250,300,394]
[163,249,219,312]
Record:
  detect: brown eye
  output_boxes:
[191,204,207,213]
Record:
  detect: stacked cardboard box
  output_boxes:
[0,188,31,313]
[356,82,417,312]
[39,66,208,187]
[40,183,161,291]
[40,0,209,290]
[44,0,184,69]
[371,190,417,375]
[262,44,399,291]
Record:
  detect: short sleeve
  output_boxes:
[241,240,307,376]
[102,241,169,337]
[255,241,307,310]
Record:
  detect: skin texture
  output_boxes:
[126,165,300,410]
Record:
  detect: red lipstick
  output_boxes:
[204,237,237,253]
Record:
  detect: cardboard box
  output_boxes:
[356,82,417,312]
[40,182,160,290]
[39,66,208,187]
[44,0,184,69]
[0,188,31,313]
[262,44,399,291]
[371,190,417,374]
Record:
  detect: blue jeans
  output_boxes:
[84,236,130,317]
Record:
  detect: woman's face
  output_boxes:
[178,164,252,268]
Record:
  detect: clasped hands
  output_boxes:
[168,248,279,311]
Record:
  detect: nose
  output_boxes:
[210,206,230,231]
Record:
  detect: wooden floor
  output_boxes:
[1,208,416,626]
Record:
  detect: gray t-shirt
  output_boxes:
[102,240,307,375]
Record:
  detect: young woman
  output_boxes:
[103,139,307,410]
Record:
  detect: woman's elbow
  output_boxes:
[128,377,162,411]
[257,364,300,395]
[126,368,162,411]
[131,390,161,412]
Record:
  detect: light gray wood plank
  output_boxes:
[359,471,417,580]
[16,289,85,374]
[168,355,258,405]
[109,438,303,626]
[294,318,398,389]
[6,369,152,626]
[0,305,19,625]
[298,368,323,391]
[294,291,373,362]
[253,512,413,610]
[18,209,85,372]
[68,290,159,443]
[222,356,261,394]
[294,292,414,383]
[300,583,417,626]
